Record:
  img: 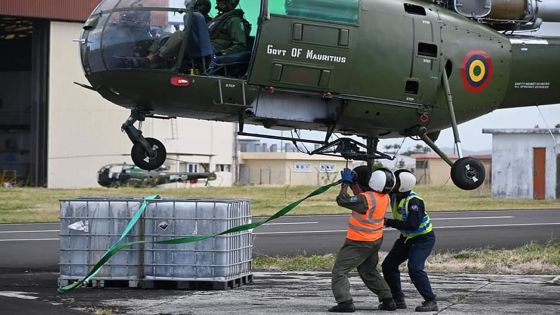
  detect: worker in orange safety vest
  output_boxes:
[328,166,397,313]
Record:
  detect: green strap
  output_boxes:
[58,182,339,293]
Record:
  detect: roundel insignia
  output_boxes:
[461,49,493,93]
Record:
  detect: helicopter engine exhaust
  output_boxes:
[452,0,560,29]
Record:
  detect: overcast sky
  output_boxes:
[247,23,560,153]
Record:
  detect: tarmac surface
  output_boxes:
[1,271,559,314]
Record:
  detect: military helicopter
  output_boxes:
[78,0,560,190]
[97,162,217,188]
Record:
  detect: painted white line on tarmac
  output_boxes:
[254,222,560,235]
[255,230,346,235]
[1,223,559,239]
[0,238,59,242]
[264,222,318,226]
[435,222,560,229]
[0,230,58,234]
[431,216,514,221]
[0,291,39,300]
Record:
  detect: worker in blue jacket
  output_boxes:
[381,169,438,312]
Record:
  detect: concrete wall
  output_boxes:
[48,22,234,188]
[492,134,558,199]
[240,152,346,186]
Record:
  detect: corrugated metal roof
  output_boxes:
[0,0,102,22]
[482,128,560,134]
[413,154,492,160]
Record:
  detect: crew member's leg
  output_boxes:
[357,238,392,300]
[157,30,185,60]
[330,239,374,312]
[332,240,371,303]
[381,237,409,300]
[357,237,396,311]
[408,233,437,312]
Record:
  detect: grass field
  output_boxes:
[1,184,559,223]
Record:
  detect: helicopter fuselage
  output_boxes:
[82,0,560,141]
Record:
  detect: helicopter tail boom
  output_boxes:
[500,36,560,109]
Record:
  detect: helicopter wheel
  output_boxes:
[131,138,167,171]
[450,157,486,190]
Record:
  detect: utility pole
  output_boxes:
[232,123,239,184]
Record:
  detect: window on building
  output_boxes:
[294,162,311,173]
[188,163,198,173]
[216,164,231,172]
[319,163,336,173]
[416,160,428,170]
[270,0,360,24]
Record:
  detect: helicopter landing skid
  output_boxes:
[311,138,394,161]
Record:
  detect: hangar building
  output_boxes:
[0,0,235,188]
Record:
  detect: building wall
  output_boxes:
[240,152,346,186]
[48,22,234,188]
[492,134,558,199]
[0,0,101,22]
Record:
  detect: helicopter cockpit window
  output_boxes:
[92,0,120,14]
[269,0,359,24]
[81,1,190,72]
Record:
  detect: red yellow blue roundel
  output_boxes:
[461,49,493,93]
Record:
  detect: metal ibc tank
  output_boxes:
[59,198,145,284]
[142,199,253,282]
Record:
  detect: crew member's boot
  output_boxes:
[415,300,438,312]
[377,298,397,311]
[394,296,407,309]
[328,300,355,313]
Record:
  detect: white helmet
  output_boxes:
[369,168,395,193]
[394,169,416,192]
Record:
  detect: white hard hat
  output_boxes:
[369,168,395,193]
[395,170,416,192]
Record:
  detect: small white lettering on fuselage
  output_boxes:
[514,82,550,89]
[225,84,236,88]
[265,44,347,64]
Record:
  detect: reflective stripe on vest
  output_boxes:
[346,191,388,242]
[390,191,432,241]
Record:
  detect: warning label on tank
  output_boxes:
[514,82,550,89]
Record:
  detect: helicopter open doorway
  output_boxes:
[0,17,49,187]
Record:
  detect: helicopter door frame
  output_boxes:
[245,0,267,78]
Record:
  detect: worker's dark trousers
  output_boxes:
[331,238,392,303]
[381,232,436,301]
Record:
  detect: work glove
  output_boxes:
[340,168,355,185]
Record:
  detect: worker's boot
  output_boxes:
[415,300,438,312]
[377,298,397,311]
[394,296,407,309]
[328,300,355,313]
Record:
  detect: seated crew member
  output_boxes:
[207,0,251,56]
[146,0,212,64]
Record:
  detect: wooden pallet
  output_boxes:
[140,274,253,290]
[59,274,253,290]
[58,278,140,288]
